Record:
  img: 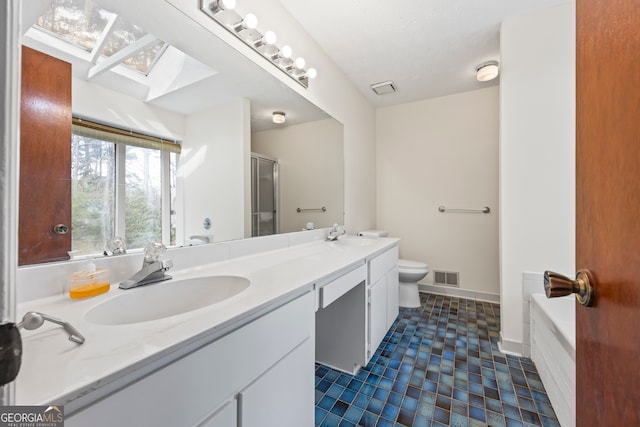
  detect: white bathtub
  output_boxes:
[530,294,576,427]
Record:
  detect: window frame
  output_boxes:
[72,117,179,253]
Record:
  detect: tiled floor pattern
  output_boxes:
[315,293,560,427]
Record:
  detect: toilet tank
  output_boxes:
[358,230,389,237]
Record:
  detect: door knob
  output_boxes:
[543,269,595,307]
[52,224,69,235]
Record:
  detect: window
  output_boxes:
[101,14,168,75]
[36,0,115,52]
[35,0,168,76]
[71,119,179,254]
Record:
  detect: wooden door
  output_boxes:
[19,46,72,265]
[576,0,640,424]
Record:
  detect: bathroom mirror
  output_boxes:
[18,0,344,265]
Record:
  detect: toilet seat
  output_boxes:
[398,259,428,272]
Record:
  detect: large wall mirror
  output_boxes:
[19,0,344,265]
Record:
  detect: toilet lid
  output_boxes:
[398,259,428,270]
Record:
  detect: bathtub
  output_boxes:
[530,294,575,427]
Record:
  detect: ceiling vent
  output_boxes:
[370,80,397,95]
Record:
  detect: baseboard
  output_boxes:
[497,332,524,357]
[418,283,500,304]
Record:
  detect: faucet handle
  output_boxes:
[144,242,167,263]
[104,236,127,256]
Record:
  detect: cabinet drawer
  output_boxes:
[321,264,367,308]
[369,246,398,285]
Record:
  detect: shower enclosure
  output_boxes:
[251,153,278,237]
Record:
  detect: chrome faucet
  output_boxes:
[119,242,173,289]
[326,224,345,241]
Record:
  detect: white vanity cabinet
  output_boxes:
[314,244,399,374]
[367,246,399,359]
[66,292,315,427]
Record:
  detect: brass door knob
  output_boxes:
[543,269,595,307]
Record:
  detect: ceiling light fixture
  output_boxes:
[476,60,499,82]
[272,111,286,124]
[200,0,316,88]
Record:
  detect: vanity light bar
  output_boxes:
[200,0,316,88]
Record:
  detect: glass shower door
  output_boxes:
[251,155,278,237]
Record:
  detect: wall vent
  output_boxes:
[434,270,460,287]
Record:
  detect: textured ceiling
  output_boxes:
[279,0,571,107]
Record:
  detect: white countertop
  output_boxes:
[15,236,398,409]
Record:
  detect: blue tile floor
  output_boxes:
[315,293,560,427]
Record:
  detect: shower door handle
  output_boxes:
[543,270,595,307]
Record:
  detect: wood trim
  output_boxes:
[19,46,72,265]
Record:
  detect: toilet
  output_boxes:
[397,259,429,308]
[358,230,428,308]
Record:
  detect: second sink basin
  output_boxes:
[331,236,376,247]
[85,276,251,326]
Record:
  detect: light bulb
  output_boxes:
[263,30,277,45]
[281,45,292,59]
[209,0,235,13]
[295,57,306,69]
[307,68,317,79]
[254,31,277,48]
[243,13,258,30]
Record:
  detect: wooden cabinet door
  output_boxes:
[19,46,71,265]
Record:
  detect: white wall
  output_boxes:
[181,99,251,243]
[252,119,344,233]
[72,78,185,141]
[499,3,576,354]
[377,87,500,297]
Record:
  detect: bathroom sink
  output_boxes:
[85,276,250,325]
[331,236,376,247]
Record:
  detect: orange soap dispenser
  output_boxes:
[69,256,110,299]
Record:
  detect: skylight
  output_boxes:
[34,0,167,76]
[101,14,168,74]
[37,0,114,52]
